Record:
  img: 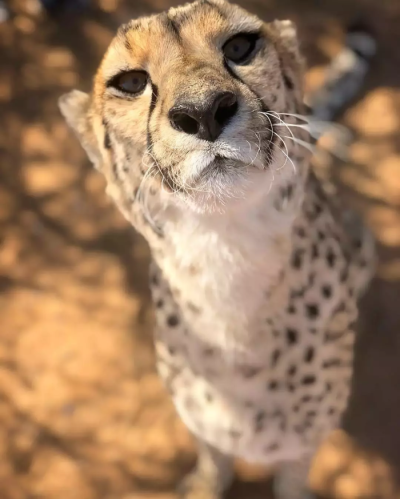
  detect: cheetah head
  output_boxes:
[60,0,307,218]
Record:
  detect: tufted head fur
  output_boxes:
[60,0,309,226]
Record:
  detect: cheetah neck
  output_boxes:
[152,167,306,352]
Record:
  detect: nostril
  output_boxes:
[170,112,199,135]
[214,93,238,128]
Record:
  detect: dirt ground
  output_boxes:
[0,0,400,498]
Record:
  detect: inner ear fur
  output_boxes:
[58,89,102,168]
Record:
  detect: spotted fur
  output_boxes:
[59,1,375,498]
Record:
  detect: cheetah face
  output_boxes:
[60,0,305,215]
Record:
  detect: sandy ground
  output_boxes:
[1,0,400,498]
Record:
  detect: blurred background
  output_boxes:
[0,0,400,498]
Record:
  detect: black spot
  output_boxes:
[326,247,336,268]
[156,299,164,308]
[301,394,312,404]
[271,349,281,367]
[287,365,297,377]
[269,380,279,391]
[304,346,315,363]
[354,238,362,250]
[151,274,159,285]
[306,410,316,420]
[294,423,306,434]
[322,284,332,298]
[265,442,279,452]
[306,304,319,319]
[311,244,319,259]
[340,266,349,282]
[254,411,266,431]
[286,328,298,345]
[317,230,326,241]
[168,346,176,355]
[112,160,117,178]
[281,183,294,201]
[296,227,306,238]
[266,318,274,326]
[104,131,111,149]
[241,366,261,378]
[283,74,294,90]
[328,407,336,416]
[287,382,296,392]
[167,315,179,327]
[291,249,303,269]
[323,358,342,368]
[326,381,332,392]
[287,304,296,314]
[302,375,316,385]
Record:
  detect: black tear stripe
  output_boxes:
[224,60,277,165]
[149,84,159,116]
[146,83,159,153]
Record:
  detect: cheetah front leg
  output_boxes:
[273,457,316,499]
[178,440,234,499]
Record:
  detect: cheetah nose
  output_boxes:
[168,91,238,142]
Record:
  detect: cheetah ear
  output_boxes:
[58,90,102,167]
[269,20,305,92]
[270,20,301,57]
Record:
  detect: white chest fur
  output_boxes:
[156,170,298,353]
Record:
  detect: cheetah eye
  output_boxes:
[223,33,260,64]
[109,70,148,95]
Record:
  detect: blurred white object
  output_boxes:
[0,1,9,23]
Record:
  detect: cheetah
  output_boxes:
[59,2,376,498]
